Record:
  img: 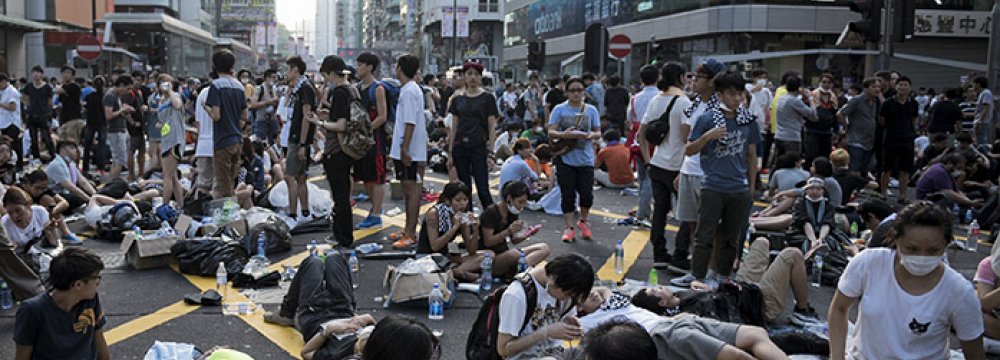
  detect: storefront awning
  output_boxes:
[95,13,215,45]
[0,14,57,31]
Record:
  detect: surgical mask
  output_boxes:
[241,78,250,85]
[899,253,943,276]
[806,194,823,203]
[535,126,544,133]
[719,102,733,112]
[160,82,171,91]
[507,204,521,215]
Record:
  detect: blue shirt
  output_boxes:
[548,102,601,167]
[499,155,538,189]
[689,111,761,193]
[205,77,247,150]
[586,83,606,114]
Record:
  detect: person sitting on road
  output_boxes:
[831,148,877,206]
[499,138,549,200]
[14,247,109,360]
[791,177,836,252]
[974,244,1000,341]
[768,153,810,195]
[0,141,18,185]
[915,152,981,208]
[769,157,843,213]
[45,140,96,210]
[22,170,82,245]
[525,143,553,181]
[300,314,440,360]
[494,123,523,161]
[472,181,550,278]
[2,186,60,250]
[857,198,896,248]
[496,253,594,360]
[594,129,635,189]
[416,181,486,282]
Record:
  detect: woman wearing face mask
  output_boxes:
[828,202,985,360]
[475,181,550,277]
[153,74,185,208]
[792,177,834,251]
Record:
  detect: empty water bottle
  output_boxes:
[811,253,824,287]
[309,240,318,257]
[159,220,175,237]
[132,225,143,241]
[1,280,12,310]
[613,239,625,275]
[357,243,382,254]
[216,261,228,299]
[349,250,360,289]
[518,250,528,273]
[480,253,493,296]
[969,220,981,253]
[953,203,962,219]
[428,283,444,320]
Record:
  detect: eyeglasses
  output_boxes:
[567,88,585,93]
[685,73,696,79]
[83,275,102,282]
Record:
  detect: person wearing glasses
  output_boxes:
[548,77,601,243]
[14,247,108,360]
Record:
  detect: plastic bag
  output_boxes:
[242,214,292,255]
[266,181,332,217]
[170,240,248,276]
[143,341,201,360]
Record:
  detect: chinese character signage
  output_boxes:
[524,0,635,41]
[442,6,454,38]
[914,10,990,38]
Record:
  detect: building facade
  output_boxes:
[420,0,503,75]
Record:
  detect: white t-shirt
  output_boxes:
[643,94,692,171]
[579,291,663,333]
[746,85,773,134]
[679,100,707,176]
[194,87,214,157]
[497,274,574,360]
[0,85,20,129]
[278,94,291,147]
[838,248,983,360]
[2,206,49,248]
[390,81,428,162]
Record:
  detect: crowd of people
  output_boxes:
[2,46,1000,359]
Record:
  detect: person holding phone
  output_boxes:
[153,74,186,208]
[475,181,549,278]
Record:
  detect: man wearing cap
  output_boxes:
[309,55,356,247]
[793,177,835,251]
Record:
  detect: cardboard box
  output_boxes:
[120,230,182,270]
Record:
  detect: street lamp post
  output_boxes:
[451,0,458,67]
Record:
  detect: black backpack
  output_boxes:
[514,96,527,119]
[643,95,680,145]
[466,274,537,360]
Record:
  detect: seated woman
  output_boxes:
[594,129,635,189]
[2,186,60,249]
[235,139,264,209]
[768,153,809,196]
[473,181,550,277]
[791,177,836,252]
[416,181,486,282]
[22,170,81,245]
[499,139,549,200]
[0,141,18,185]
[974,245,1000,340]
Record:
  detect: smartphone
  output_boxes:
[525,224,542,237]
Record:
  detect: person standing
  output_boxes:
[353,52,389,229]
[772,76,817,168]
[877,75,918,202]
[281,55,316,224]
[604,75,630,134]
[21,66,55,163]
[154,74,186,208]
[548,77,601,243]
[804,76,838,168]
[746,69,772,170]
[103,75,135,181]
[686,71,760,291]
[972,76,994,144]
[311,55,356,247]
[838,78,881,177]
[55,66,83,143]
[205,50,249,199]
[627,65,663,224]
[447,61,498,209]
[544,77,566,123]
[389,54,428,247]
[123,74,147,181]
[583,73,605,115]
[81,76,107,173]
[0,73,22,171]
[250,69,280,143]
[639,63,691,266]
[521,74,543,128]
[925,87,964,139]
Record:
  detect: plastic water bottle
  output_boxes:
[309,240,318,257]
[966,209,975,225]
[159,220,175,237]
[216,261,228,299]
[850,221,859,238]
[38,254,51,281]
[969,220,981,253]
[132,225,143,241]
[518,250,528,273]
[428,283,444,320]
[480,253,493,296]
[349,250,360,289]
[613,239,625,274]
[953,203,962,219]
[648,268,658,285]
[811,254,824,287]
[0,280,13,310]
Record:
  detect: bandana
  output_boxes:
[599,291,632,312]
[711,104,757,129]
[434,203,455,234]
[684,93,720,119]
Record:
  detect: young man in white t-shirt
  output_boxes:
[389,55,428,246]
[496,254,594,360]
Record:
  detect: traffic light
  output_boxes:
[528,41,545,70]
[894,0,916,42]
[650,42,665,65]
[148,36,166,66]
[848,0,882,42]
[583,24,607,75]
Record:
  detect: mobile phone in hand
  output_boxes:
[525,224,542,237]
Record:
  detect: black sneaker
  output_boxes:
[790,306,822,327]
[666,257,690,274]
[653,252,672,269]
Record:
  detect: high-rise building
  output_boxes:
[316,0,336,57]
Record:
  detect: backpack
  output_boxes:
[97,203,141,242]
[336,85,376,160]
[643,95,680,145]
[514,95,527,119]
[466,274,537,360]
[364,79,399,127]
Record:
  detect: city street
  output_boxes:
[0,167,989,359]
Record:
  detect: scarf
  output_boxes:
[287,76,309,112]
[434,203,455,233]
[711,104,757,129]
[599,291,633,312]
[683,93,720,119]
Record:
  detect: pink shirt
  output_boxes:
[974,257,998,287]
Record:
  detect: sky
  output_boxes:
[275,0,316,32]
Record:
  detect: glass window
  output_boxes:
[0,0,6,15]
[479,0,498,13]
[0,29,7,75]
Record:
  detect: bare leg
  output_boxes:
[286,177,299,216]
[523,243,550,265]
[147,141,161,170]
[580,207,590,223]
[402,180,420,237]
[235,184,254,209]
[762,197,796,217]
[715,345,756,360]
[272,164,285,185]
[562,212,575,230]
[734,326,786,360]
[162,153,184,207]
[898,172,910,202]
[366,182,385,215]
[784,248,811,310]
[879,171,891,195]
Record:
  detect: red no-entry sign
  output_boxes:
[609,34,632,59]
[76,36,102,61]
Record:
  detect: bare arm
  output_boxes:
[15,345,32,360]
[425,209,461,252]
[976,283,1000,311]
[208,106,221,121]
[488,115,498,153]
[961,338,986,360]
[747,143,757,194]
[828,290,858,360]
[497,332,548,358]
[372,86,388,129]
[0,100,16,111]
[300,331,328,360]
[95,330,110,360]
[481,225,510,248]
[685,126,725,155]
[638,124,652,164]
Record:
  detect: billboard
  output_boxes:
[522,0,635,41]
[220,0,276,42]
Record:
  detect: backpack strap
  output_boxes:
[516,273,538,335]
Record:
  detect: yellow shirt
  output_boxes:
[770,85,787,132]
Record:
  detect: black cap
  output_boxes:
[320,55,351,75]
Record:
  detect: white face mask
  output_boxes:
[719,102,733,112]
[535,126,544,133]
[160,82,171,92]
[899,253,942,276]
[507,204,521,215]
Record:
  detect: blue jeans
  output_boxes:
[636,157,652,219]
[847,144,874,177]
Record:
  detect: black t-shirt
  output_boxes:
[449,92,499,146]
[806,100,838,134]
[879,98,918,143]
[920,145,947,168]
[545,89,566,112]
[833,168,868,205]
[84,89,107,127]
[289,82,317,145]
[122,88,145,136]
[22,83,53,116]
[927,100,962,134]
[478,204,517,254]
[438,86,454,114]
[323,85,353,155]
[58,82,82,124]
[13,293,107,359]
[604,87,629,121]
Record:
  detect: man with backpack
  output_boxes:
[353,52,392,230]
[492,253,594,360]
[250,69,280,144]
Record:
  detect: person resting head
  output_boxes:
[582,320,657,360]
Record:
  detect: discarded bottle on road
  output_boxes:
[966,209,975,225]
[222,302,257,316]
[1,280,12,310]
[309,240,318,257]
[349,250,360,289]
[811,253,824,287]
[428,283,444,320]
[648,268,658,285]
[216,261,228,299]
[969,220,981,253]
[357,243,383,254]
[246,233,270,276]
[480,253,493,296]
[159,220,175,237]
[132,225,144,241]
[518,250,528,273]
[614,239,625,275]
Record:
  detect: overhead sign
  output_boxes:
[609,34,631,58]
[914,10,990,38]
[76,35,102,61]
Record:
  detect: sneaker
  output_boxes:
[263,311,294,326]
[352,193,370,202]
[666,258,691,274]
[670,274,695,288]
[392,233,416,249]
[790,306,823,327]
[62,234,83,246]
[356,214,383,229]
[577,220,592,240]
[638,219,652,228]
[561,228,576,243]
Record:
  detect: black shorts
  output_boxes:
[161,145,182,159]
[393,159,423,181]
[353,130,387,184]
[881,142,915,173]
